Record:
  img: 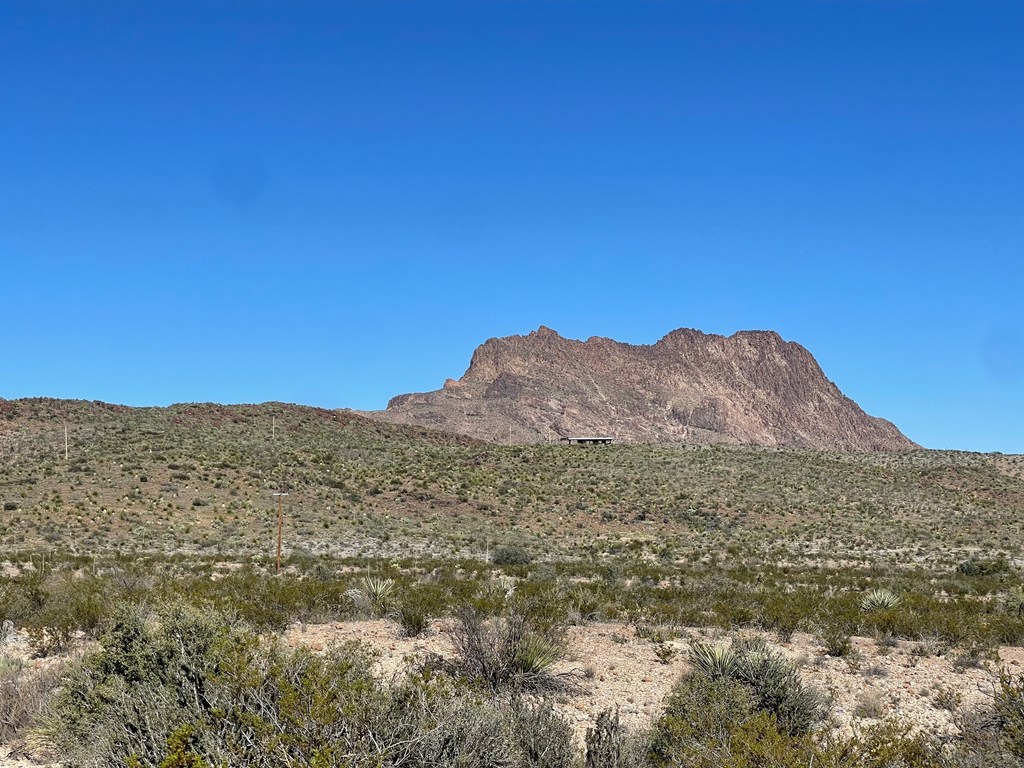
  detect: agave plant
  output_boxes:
[861,588,902,612]
[687,642,739,679]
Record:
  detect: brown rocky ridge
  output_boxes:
[369,326,915,450]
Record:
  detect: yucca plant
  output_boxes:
[688,642,739,679]
[861,588,901,612]
[688,637,826,736]
[363,575,396,617]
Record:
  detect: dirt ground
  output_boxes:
[283,619,1024,742]
[4,620,1022,767]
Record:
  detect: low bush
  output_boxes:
[822,625,855,658]
[993,668,1024,759]
[512,700,577,768]
[397,603,429,638]
[585,707,646,768]
[687,637,827,736]
[448,608,566,692]
[46,603,580,768]
[649,674,823,767]
[828,719,945,767]
[957,557,1011,577]
[493,545,532,566]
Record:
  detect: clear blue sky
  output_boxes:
[2,1,1021,453]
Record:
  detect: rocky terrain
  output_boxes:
[371,327,915,450]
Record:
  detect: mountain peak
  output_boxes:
[373,327,915,451]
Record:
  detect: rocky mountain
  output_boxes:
[369,327,915,450]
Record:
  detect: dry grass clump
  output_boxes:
[0,654,65,747]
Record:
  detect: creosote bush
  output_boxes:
[650,673,823,767]
[397,602,429,638]
[493,545,533,566]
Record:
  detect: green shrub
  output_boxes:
[993,669,1024,758]
[650,674,824,767]
[684,638,826,737]
[397,603,429,637]
[822,625,855,658]
[493,545,532,566]
[1004,586,1024,617]
[958,557,1011,577]
[46,602,235,766]
[826,719,945,767]
[733,641,827,736]
[47,603,574,767]
[24,573,109,656]
[761,594,805,642]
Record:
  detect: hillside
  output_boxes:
[0,398,1019,566]
[372,327,915,450]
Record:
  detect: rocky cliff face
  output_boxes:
[370,327,916,450]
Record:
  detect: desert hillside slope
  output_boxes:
[371,326,915,450]
[2,398,1019,562]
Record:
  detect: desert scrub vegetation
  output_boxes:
[2,581,1024,766]
[46,603,585,768]
[2,549,1024,658]
[647,660,1024,768]
[448,607,569,692]
[3,399,1024,570]
[687,637,827,736]
[0,653,65,747]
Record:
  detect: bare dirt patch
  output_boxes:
[284,620,1024,742]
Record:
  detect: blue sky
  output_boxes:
[1,1,1021,452]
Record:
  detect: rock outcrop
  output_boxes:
[369,326,915,451]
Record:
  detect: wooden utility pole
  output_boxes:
[64,425,68,461]
[272,492,289,573]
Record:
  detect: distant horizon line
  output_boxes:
[4,393,1021,456]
